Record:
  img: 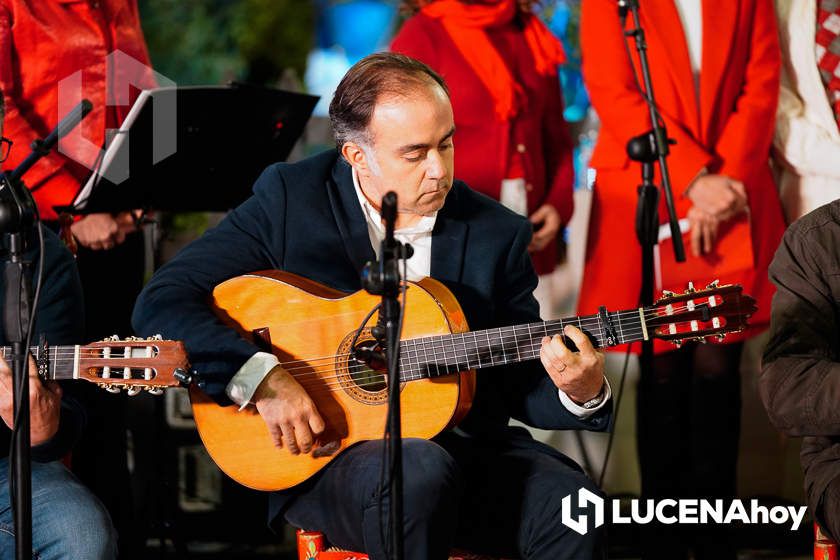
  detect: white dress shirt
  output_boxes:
[225,167,610,417]
[674,0,703,97]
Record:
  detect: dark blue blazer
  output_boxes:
[133,150,611,438]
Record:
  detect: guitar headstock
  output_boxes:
[78,335,190,395]
[646,281,757,346]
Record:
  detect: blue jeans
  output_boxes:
[0,458,117,559]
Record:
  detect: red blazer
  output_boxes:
[578,0,786,351]
[391,13,574,275]
[0,0,154,220]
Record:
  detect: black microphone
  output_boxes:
[381,191,397,246]
[10,99,93,182]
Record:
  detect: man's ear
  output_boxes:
[341,141,369,174]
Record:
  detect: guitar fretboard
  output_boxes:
[1,345,79,380]
[396,309,647,382]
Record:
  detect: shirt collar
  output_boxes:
[351,167,437,236]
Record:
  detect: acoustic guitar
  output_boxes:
[2,336,188,394]
[193,270,757,492]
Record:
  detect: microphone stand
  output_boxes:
[361,192,411,560]
[0,99,92,560]
[618,0,685,364]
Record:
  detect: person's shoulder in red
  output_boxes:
[391,11,443,67]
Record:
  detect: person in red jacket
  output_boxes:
[391,0,574,318]
[579,0,786,558]
[0,2,156,555]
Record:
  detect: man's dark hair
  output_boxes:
[329,52,449,148]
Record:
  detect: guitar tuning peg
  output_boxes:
[672,340,682,349]
[697,337,708,344]
[102,334,120,342]
[716,334,726,342]
[685,282,696,294]
[147,387,163,396]
[153,334,163,340]
[126,386,142,397]
[105,384,121,394]
[662,290,675,298]
[706,279,720,289]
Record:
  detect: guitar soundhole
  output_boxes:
[348,340,387,393]
[335,329,391,405]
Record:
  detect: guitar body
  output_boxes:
[191,270,475,491]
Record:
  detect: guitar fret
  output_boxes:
[525,323,533,360]
[481,330,490,366]
[425,337,436,377]
[435,336,444,375]
[412,339,422,379]
[411,339,423,380]
[398,340,413,381]
[419,337,430,377]
[500,328,510,364]
[470,332,479,368]
[459,333,471,370]
[427,337,439,378]
[513,326,522,362]
[438,337,447,375]
[409,341,420,380]
[615,311,625,345]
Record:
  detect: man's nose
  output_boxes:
[425,150,445,179]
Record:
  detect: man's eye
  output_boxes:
[440,143,453,151]
[405,153,424,162]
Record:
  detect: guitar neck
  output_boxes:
[398,307,648,380]
[0,345,80,381]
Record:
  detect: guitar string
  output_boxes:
[2,298,724,365]
[212,299,721,374]
[0,298,725,362]
[27,314,721,375]
[38,320,732,386]
[245,314,713,379]
[44,330,735,393]
[271,316,731,388]
[29,301,735,386]
[34,321,662,380]
[185,325,717,395]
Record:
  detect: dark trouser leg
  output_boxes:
[637,342,743,560]
[638,346,693,560]
[689,342,743,560]
[439,433,606,560]
[283,438,461,560]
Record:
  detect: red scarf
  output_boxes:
[419,0,566,121]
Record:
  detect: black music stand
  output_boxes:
[59,83,318,215]
[53,84,317,554]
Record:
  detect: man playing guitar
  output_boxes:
[134,53,611,560]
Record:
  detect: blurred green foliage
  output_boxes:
[138,0,315,86]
